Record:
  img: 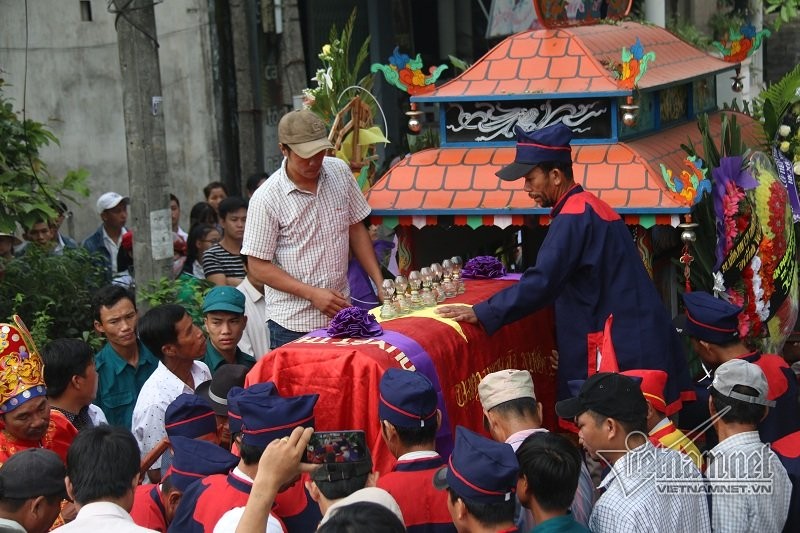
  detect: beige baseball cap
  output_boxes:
[278,110,334,159]
[478,369,536,411]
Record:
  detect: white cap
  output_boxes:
[320,487,404,526]
[478,369,536,411]
[96,192,129,214]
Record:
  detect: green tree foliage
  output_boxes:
[139,275,214,327]
[0,78,89,233]
[0,247,106,348]
[765,0,800,30]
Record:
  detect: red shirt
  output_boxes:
[378,454,456,533]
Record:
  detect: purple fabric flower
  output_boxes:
[461,256,506,279]
[327,306,383,338]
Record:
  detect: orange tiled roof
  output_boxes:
[417,21,734,100]
[366,112,762,227]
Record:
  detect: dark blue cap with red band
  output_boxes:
[379,368,438,428]
[681,291,741,344]
[496,123,573,181]
[165,393,217,439]
[227,382,277,435]
[433,426,518,504]
[168,436,238,492]
[239,391,318,448]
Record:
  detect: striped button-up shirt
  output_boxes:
[241,157,371,332]
[589,441,711,533]
[707,430,791,532]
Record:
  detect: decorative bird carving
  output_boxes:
[661,155,711,207]
[371,47,449,96]
[712,23,771,63]
[618,37,656,89]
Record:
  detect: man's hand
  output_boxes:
[436,304,479,324]
[237,427,317,533]
[253,426,317,494]
[309,288,350,317]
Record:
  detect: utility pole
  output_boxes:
[230,0,262,188]
[111,0,173,307]
[277,0,308,110]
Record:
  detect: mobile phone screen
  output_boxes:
[304,430,367,464]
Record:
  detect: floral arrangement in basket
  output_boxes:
[301,9,389,190]
[757,63,800,222]
[681,113,797,351]
[302,10,373,126]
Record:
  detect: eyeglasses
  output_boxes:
[202,238,220,244]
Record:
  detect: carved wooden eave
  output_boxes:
[367,21,749,228]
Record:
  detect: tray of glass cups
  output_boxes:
[380,256,467,319]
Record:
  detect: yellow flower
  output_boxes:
[322,44,332,57]
[780,141,791,153]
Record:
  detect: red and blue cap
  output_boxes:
[495,123,573,181]
[227,382,277,435]
[167,436,239,492]
[239,391,318,448]
[379,368,438,428]
[680,291,741,344]
[433,426,518,504]
[165,394,217,439]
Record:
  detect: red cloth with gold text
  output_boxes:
[245,279,556,474]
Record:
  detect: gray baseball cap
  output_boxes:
[711,359,775,407]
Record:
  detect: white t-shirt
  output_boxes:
[213,506,285,533]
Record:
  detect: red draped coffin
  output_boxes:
[245,279,557,474]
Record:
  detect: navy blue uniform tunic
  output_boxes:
[474,185,692,412]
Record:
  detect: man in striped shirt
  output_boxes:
[203,197,248,286]
[241,110,383,348]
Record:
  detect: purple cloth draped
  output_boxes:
[307,328,454,459]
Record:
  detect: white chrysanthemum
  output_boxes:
[712,272,726,295]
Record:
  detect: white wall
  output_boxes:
[0,0,221,240]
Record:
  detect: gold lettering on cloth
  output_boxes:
[452,349,549,407]
[294,336,416,371]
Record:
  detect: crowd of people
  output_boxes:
[0,111,799,533]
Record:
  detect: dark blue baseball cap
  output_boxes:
[496,123,573,181]
[433,426,518,504]
[681,291,741,344]
[239,392,318,448]
[165,393,217,439]
[227,382,277,435]
[379,368,438,428]
[167,436,239,492]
